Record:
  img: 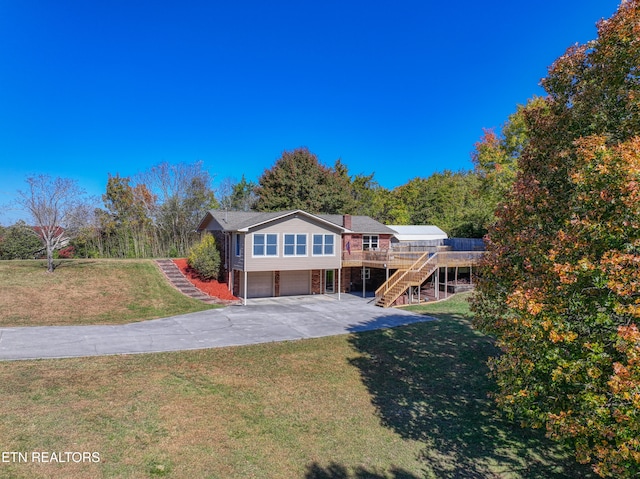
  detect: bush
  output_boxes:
[187,233,221,280]
[0,221,43,260]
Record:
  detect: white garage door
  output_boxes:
[247,271,273,298]
[280,270,311,296]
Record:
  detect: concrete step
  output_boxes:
[155,259,239,306]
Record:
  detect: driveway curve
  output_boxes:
[0,294,433,361]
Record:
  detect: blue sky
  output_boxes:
[0,0,621,224]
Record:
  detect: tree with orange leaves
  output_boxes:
[472,2,640,476]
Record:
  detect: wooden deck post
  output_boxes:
[444,267,448,299]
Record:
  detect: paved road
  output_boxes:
[0,294,433,361]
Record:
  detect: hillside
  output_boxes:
[0,259,214,327]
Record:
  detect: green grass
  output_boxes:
[0,292,595,478]
[0,259,215,326]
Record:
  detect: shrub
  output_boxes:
[0,221,43,260]
[187,233,221,280]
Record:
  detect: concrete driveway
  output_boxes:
[0,294,433,361]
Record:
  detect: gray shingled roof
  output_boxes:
[207,210,298,231]
[317,214,396,234]
[202,210,395,234]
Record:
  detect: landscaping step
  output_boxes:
[155,259,238,305]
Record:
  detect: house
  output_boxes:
[196,210,396,303]
[196,209,483,306]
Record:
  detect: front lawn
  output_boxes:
[0,292,594,478]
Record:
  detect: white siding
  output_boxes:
[244,216,341,272]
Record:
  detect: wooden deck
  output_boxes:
[342,250,484,269]
[343,249,485,307]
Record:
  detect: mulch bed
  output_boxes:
[172,259,239,301]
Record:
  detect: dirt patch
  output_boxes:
[172,259,239,301]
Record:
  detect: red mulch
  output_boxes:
[172,259,239,301]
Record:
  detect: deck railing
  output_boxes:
[341,249,484,268]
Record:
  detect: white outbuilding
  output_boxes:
[388,225,448,243]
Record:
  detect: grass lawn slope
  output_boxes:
[0,292,595,478]
[0,259,214,327]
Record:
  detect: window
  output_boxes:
[253,234,277,256]
[313,234,335,256]
[235,234,241,256]
[363,235,379,251]
[284,234,307,256]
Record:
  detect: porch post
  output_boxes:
[243,270,248,306]
[445,267,448,299]
[338,268,341,301]
[362,265,366,298]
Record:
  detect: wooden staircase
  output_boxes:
[374,252,439,307]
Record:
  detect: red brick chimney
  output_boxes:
[343,214,352,230]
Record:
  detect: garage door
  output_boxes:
[247,271,273,298]
[280,270,311,296]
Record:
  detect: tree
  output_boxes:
[0,220,42,259]
[140,161,218,256]
[472,2,640,476]
[99,174,156,258]
[347,173,410,224]
[472,96,548,208]
[255,147,353,214]
[393,171,492,237]
[16,175,86,272]
[218,175,258,212]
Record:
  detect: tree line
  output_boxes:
[1,149,504,264]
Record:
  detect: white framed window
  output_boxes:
[363,235,379,251]
[253,233,278,257]
[284,234,307,256]
[313,234,335,256]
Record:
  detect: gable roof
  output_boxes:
[198,210,346,233]
[197,210,396,234]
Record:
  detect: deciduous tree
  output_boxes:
[141,161,217,256]
[393,171,491,237]
[472,96,547,208]
[16,175,86,272]
[472,2,640,476]
[255,147,353,214]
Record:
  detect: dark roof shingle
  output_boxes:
[202,210,395,234]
